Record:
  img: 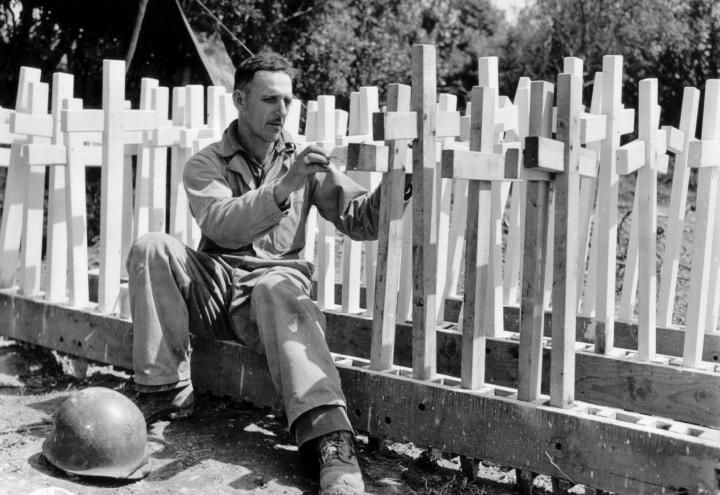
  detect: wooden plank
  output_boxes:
[18,82,50,297]
[6,284,720,428]
[657,88,700,326]
[593,55,625,354]
[370,83,411,371]
[580,113,606,144]
[12,111,54,137]
[373,110,459,141]
[637,79,660,361]
[0,66,40,288]
[97,59,126,313]
[550,73,581,408]
[411,44,439,379]
[44,72,74,303]
[684,79,720,368]
[518,80,554,403]
[345,143,389,172]
[4,292,720,494]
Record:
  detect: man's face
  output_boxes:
[234,70,293,143]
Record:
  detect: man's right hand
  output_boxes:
[273,144,332,205]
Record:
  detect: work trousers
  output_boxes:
[126,232,351,444]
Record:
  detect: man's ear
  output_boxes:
[233,89,245,110]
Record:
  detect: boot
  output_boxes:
[315,430,365,495]
[122,381,194,424]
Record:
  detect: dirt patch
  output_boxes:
[0,340,575,495]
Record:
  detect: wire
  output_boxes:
[192,0,254,58]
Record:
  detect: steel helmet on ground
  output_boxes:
[42,387,150,479]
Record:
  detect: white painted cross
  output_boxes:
[657,87,700,327]
[684,79,720,368]
[0,66,41,289]
[62,60,158,314]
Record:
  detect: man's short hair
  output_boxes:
[234,52,297,91]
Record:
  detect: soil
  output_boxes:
[0,340,574,495]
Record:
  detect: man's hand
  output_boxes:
[273,144,332,205]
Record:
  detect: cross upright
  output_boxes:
[684,79,720,368]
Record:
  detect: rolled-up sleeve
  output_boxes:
[183,151,286,249]
[311,167,384,241]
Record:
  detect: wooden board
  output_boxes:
[1,289,718,493]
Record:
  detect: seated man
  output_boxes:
[126,52,407,495]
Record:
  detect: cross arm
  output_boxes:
[662,125,685,154]
[688,138,720,168]
[580,113,607,144]
[61,109,157,132]
[372,110,460,141]
[20,143,102,166]
[523,136,564,173]
[11,112,53,137]
[440,148,509,181]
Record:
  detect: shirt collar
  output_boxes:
[218,119,296,161]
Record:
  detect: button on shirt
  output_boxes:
[183,120,385,273]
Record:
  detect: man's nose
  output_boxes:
[277,99,288,117]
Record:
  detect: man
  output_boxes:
[126,52,406,494]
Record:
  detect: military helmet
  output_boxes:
[42,387,149,479]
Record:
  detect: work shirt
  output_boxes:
[183,120,384,276]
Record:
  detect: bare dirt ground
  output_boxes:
[0,340,573,495]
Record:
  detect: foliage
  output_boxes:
[501,0,720,129]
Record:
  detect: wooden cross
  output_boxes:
[368,45,460,379]
[62,60,158,313]
[14,80,51,297]
[516,80,555,402]
[0,66,41,289]
[657,87,700,327]
[13,73,75,302]
[441,85,518,390]
[684,78,720,368]
[614,79,668,361]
